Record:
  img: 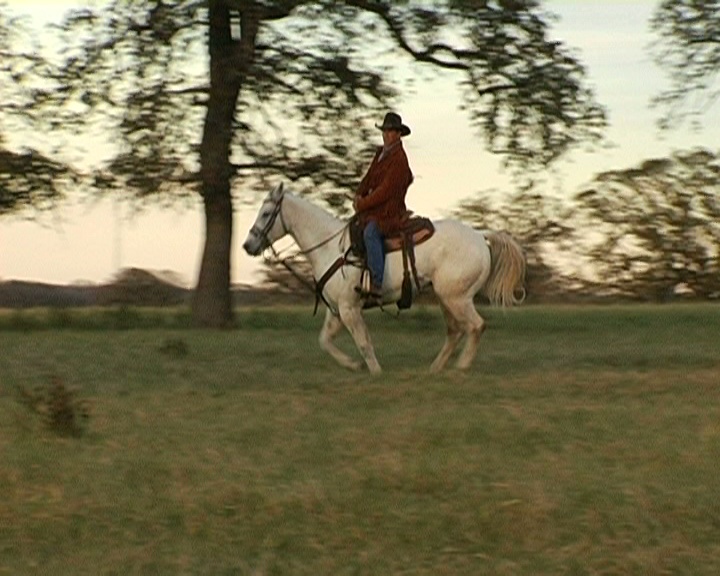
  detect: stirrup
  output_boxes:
[354,285,382,299]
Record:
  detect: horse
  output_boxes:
[242,182,526,374]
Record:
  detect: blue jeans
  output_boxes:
[363,220,385,291]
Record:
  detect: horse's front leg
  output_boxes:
[338,303,382,375]
[319,308,363,371]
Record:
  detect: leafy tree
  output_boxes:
[30,0,606,325]
[0,5,80,216]
[451,189,576,300]
[571,149,720,299]
[650,0,720,129]
[0,142,81,216]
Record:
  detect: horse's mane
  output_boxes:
[285,189,345,230]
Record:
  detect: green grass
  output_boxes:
[1,304,719,575]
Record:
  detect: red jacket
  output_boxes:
[355,141,413,234]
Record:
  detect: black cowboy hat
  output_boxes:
[375,112,411,136]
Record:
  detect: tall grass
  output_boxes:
[1,304,719,575]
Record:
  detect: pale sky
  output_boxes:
[2,1,718,287]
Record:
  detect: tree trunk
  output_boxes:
[191,1,253,327]
[193,191,234,327]
[192,79,237,326]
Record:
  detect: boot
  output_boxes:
[354,284,383,308]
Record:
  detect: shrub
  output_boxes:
[18,375,90,437]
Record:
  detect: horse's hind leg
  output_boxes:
[338,305,382,375]
[319,308,362,371]
[430,303,463,373]
[452,299,486,370]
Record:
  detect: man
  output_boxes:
[354,112,414,301]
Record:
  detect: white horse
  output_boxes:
[243,183,526,374]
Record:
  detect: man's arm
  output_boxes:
[355,153,409,212]
[355,148,381,198]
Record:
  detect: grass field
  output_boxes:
[1,304,719,575]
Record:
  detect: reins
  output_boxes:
[263,221,354,316]
[256,191,395,317]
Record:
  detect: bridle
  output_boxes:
[249,192,287,250]
[253,190,354,315]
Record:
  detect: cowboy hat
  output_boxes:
[375,112,411,136]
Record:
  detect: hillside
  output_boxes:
[0,268,307,309]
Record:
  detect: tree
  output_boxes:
[650,0,720,129]
[0,5,80,216]
[570,149,720,299]
[0,143,81,216]
[451,189,576,300]
[32,0,606,326]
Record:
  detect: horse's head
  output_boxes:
[243,182,288,256]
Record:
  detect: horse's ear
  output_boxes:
[270,182,284,199]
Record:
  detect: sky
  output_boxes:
[1,1,718,287]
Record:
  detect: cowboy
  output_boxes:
[353,112,414,301]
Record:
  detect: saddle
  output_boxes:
[349,213,435,309]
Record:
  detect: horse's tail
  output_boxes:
[482,231,526,307]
